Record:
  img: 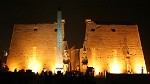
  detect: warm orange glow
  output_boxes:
[110,50,122,73]
[81,65,88,72]
[56,64,64,73]
[27,47,42,73]
[56,64,63,69]
[52,67,56,74]
[90,48,102,76]
[28,58,42,73]
[8,63,19,72]
[63,64,68,73]
[110,59,122,73]
[95,68,100,75]
[93,66,101,76]
[93,61,101,76]
[134,64,147,74]
[109,50,122,73]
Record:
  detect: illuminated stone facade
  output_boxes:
[6,22,65,73]
[70,46,80,71]
[80,19,147,74]
[6,18,147,74]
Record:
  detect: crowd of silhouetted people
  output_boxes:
[0,69,96,84]
[1,66,150,84]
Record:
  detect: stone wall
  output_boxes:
[80,19,147,74]
[7,23,64,73]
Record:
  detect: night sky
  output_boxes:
[0,0,150,70]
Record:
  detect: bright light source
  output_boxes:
[28,59,41,73]
[27,47,42,73]
[134,65,147,74]
[95,68,100,75]
[110,60,121,73]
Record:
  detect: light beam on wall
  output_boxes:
[28,47,42,73]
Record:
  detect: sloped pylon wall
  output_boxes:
[81,19,147,74]
[7,23,65,73]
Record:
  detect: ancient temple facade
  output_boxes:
[6,9,68,73]
[6,13,147,74]
[80,19,147,74]
[6,22,63,73]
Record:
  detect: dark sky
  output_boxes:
[0,0,150,70]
